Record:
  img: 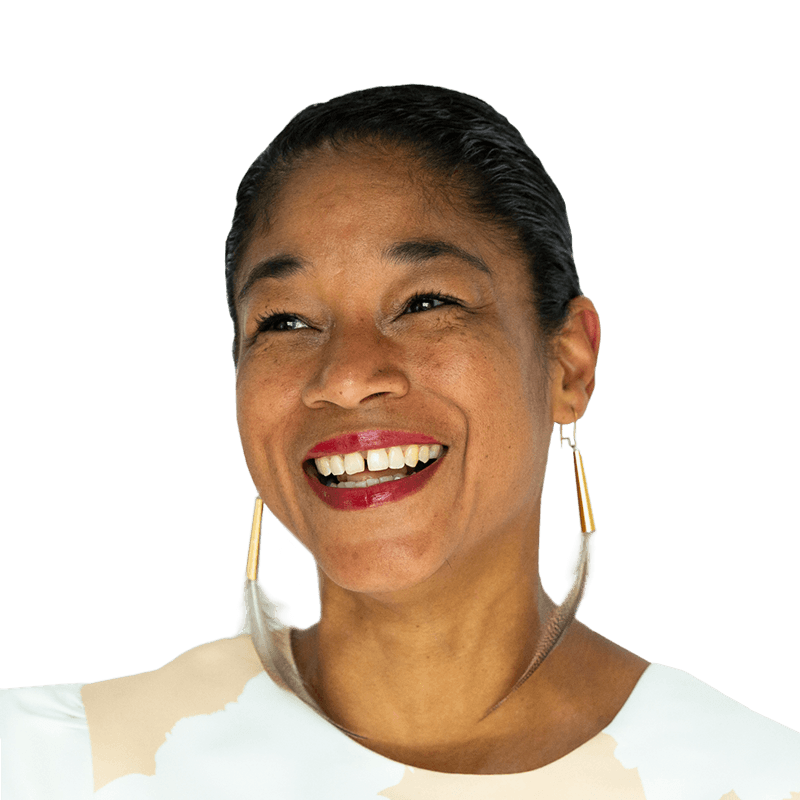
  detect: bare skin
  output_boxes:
[235,144,648,774]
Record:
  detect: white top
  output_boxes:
[1,631,799,799]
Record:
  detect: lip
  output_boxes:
[304,430,443,460]
[304,455,444,510]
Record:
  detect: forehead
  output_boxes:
[268,147,462,237]
[237,147,523,290]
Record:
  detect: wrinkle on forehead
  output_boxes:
[240,146,521,290]
[247,141,506,253]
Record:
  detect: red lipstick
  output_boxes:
[305,456,444,510]
[305,430,442,460]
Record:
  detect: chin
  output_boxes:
[315,530,452,597]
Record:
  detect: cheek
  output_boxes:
[235,354,304,475]
[414,326,546,424]
[413,327,549,500]
[235,357,312,534]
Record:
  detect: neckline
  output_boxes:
[262,626,653,778]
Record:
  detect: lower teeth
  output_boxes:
[327,474,408,489]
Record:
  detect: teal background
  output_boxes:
[2,0,797,735]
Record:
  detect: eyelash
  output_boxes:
[254,310,309,333]
[402,292,460,315]
[252,292,460,336]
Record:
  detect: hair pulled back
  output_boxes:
[225,84,582,361]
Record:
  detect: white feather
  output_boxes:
[242,578,279,655]
[561,531,597,603]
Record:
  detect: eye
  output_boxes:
[403,292,459,315]
[254,312,309,333]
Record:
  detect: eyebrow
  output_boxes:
[237,239,491,303]
[384,239,491,276]
[237,255,307,302]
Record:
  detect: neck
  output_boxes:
[292,525,557,759]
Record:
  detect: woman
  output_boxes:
[2,85,798,798]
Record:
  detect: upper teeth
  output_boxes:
[314,444,444,477]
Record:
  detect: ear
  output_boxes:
[550,296,601,424]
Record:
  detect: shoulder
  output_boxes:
[0,635,270,798]
[80,633,265,718]
[1,680,86,728]
[80,634,266,791]
[0,682,94,799]
[604,663,800,798]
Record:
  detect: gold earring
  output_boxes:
[244,495,286,678]
[560,410,595,534]
[242,494,367,740]
[246,496,264,581]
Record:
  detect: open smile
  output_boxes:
[303,431,447,510]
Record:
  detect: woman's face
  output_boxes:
[234,147,557,596]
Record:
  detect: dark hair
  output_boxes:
[225,84,582,362]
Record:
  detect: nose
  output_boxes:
[301,322,410,410]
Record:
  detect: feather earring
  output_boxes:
[233,495,292,653]
[482,414,596,719]
[232,495,367,739]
